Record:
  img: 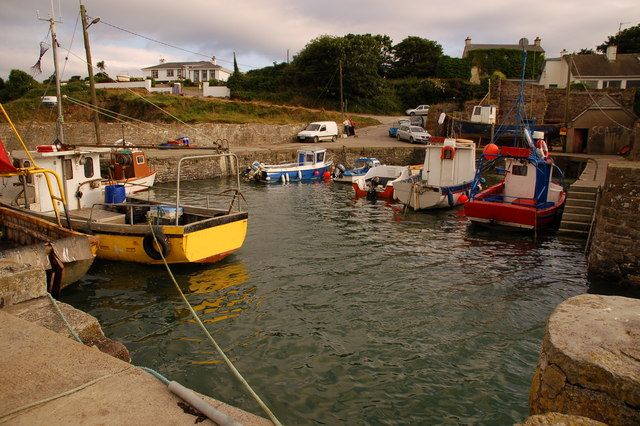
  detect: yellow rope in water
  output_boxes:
[148,223,283,426]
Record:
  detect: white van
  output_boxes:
[297,121,338,143]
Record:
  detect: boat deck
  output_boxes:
[69,207,126,224]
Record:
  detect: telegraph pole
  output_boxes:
[339,60,344,121]
[80,1,101,144]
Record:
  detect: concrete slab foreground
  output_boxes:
[0,311,271,425]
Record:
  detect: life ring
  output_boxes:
[536,140,549,159]
[143,229,171,260]
[441,145,455,160]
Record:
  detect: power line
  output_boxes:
[93,17,263,70]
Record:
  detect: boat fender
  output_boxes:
[297,170,302,180]
[281,174,286,183]
[143,228,171,260]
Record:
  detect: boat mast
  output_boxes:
[38,8,64,145]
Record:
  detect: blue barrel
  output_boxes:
[105,184,126,203]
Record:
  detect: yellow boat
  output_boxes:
[1,145,248,265]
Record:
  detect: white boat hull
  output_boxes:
[394,181,465,210]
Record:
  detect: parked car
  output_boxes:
[396,125,431,144]
[388,119,411,138]
[41,96,58,107]
[297,121,338,143]
[405,105,430,116]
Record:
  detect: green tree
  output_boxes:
[578,48,594,55]
[0,69,39,102]
[291,34,392,109]
[96,60,106,72]
[597,23,640,53]
[233,52,240,74]
[390,36,443,78]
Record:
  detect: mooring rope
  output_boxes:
[47,292,82,343]
[148,222,283,426]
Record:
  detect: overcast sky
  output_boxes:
[1,0,638,81]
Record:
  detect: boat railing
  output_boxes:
[176,153,242,226]
[124,181,243,213]
[85,202,187,228]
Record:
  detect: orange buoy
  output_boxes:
[458,194,469,204]
[323,171,331,181]
[483,143,500,160]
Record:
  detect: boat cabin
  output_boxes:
[420,139,476,187]
[297,148,327,166]
[111,148,152,181]
[470,105,496,124]
[500,148,562,207]
[2,147,110,213]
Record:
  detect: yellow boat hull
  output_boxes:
[95,218,248,264]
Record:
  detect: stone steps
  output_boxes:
[559,220,591,232]
[562,212,592,223]
[568,190,597,201]
[564,205,594,215]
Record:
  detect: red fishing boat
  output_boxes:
[464,39,566,231]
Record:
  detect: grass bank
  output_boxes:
[3,89,380,127]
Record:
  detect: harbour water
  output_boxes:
[62,178,592,424]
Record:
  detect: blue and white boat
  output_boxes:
[245,147,332,183]
[333,157,381,183]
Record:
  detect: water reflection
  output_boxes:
[186,261,254,324]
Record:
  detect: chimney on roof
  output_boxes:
[159,58,165,64]
[606,45,617,62]
[211,56,216,65]
[534,37,541,47]
[465,37,471,46]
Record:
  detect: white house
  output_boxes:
[142,58,232,83]
[539,46,640,89]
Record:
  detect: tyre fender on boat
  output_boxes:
[143,228,171,260]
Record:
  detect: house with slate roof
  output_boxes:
[462,36,545,58]
[462,37,545,83]
[142,58,232,83]
[539,46,640,89]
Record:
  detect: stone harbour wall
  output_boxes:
[0,122,305,150]
[149,146,426,183]
[588,162,640,287]
[529,294,640,425]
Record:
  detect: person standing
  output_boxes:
[343,118,351,136]
[349,118,357,137]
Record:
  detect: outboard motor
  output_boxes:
[366,176,380,202]
[334,163,346,178]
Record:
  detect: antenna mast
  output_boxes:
[38,6,64,144]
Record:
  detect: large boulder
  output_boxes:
[529,294,640,425]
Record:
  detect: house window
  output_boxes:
[166,69,174,77]
[83,157,94,178]
[603,80,621,88]
[151,70,158,79]
[202,70,208,81]
[177,69,183,78]
[580,80,598,89]
[626,80,640,88]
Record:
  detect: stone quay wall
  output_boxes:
[0,122,304,150]
[150,146,426,183]
[529,294,640,425]
[588,162,640,287]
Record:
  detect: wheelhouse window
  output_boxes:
[136,155,145,165]
[305,153,314,163]
[512,164,528,176]
[83,157,94,178]
[316,152,325,162]
[63,159,74,180]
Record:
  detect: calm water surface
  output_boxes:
[62,178,591,425]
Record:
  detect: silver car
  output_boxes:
[405,105,430,116]
[396,125,431,144]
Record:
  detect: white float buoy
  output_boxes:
[281,174,286,183]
